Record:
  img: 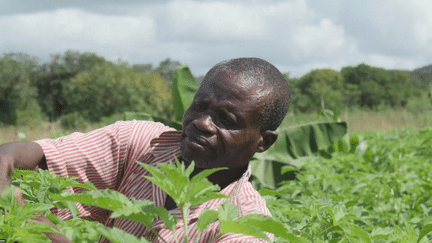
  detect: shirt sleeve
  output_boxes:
[35,120,175,192]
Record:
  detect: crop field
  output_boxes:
[261,126,432,242]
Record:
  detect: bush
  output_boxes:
[16,99,46,129]
[59,112,87,131]
[406,95,432,115]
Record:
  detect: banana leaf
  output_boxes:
[250,122,347,189]
[172,64,198,122]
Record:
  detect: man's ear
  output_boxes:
[256,130,278,153]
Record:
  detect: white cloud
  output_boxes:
[160,0,269,42]
[339,0,432,57]
[154,0,349,72]
[291,18,346,58]
[0,9,156,57]
[0,0,430,78]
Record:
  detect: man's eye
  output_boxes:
[221,115,235,127]
[194,102,207,111]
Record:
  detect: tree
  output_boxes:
[385,70,415,107]
[65,62,172,122]
[155,58,182,86]
[282,73,304,113]
[34,50,107,121]
[297,69,344,111]
[341,64,415,109]
[0,53,41,125]
[132,63,153,73]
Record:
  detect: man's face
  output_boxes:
[180,71,266,169]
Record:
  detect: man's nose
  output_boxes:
[193,115,217,134]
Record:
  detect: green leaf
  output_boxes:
[50,189,132,211]
[110,200,156,228]
[24,221,58,234]
[197,209,218,232]
[370,227,393,239]
[154,206,178,232]
[172,65,198,122]
[140,159,228,208]
[235,214,306,243]
[190,167,227,184]
[251,122,348,189]
[258,188,285,197]
[0,186,15,211]
[218,200,238,222]
[349,223,372,243]
[157,162,190,198]
[12,203,54,225]
[138,162,177,198]
[220,220,270,242]
[96,224,150,243]
[417,224,432,243]
[13,226,52,243]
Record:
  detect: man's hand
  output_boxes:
[13,187,73,243]
[1,142,71,242]
[0,155,14,195]
[0,141,46,194]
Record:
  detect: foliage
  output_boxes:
[296,69,344,112]
[5,127,432,242]
[34,50,108,121]
[59,112,88,131]
[261,127,432,242]
[0,53,42,125]
[250,121,347,189]
[410,64,432,95]
[287,63,423,113]
[341,64,415,109]
[65,62,173,122]
[155,58,182,86]
[172,65,199,122]
[1,50,430,125]
[16,98,46,129]
[1,158,297,242]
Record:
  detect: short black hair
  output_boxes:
[207,57,291,131]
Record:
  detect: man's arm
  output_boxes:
[0,142,73,242]
[0,141,46,193]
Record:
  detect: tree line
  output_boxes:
[0,50,430,128]
[287,64,430,113]
[0,51,180,128]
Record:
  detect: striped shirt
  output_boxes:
[36,120,273,242]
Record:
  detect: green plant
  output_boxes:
[1,158,301,242]
[259,127,432,242]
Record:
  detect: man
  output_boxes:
[0,57,291,242]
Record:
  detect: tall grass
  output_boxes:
[281,108,432,133]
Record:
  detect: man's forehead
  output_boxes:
[200,71,263,93]
[196,75,268,115]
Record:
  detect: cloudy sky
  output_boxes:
[1,0,431,77]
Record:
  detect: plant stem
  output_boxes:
[151,229,169,243]
[181,206,189,243]
[206,234,221,243]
